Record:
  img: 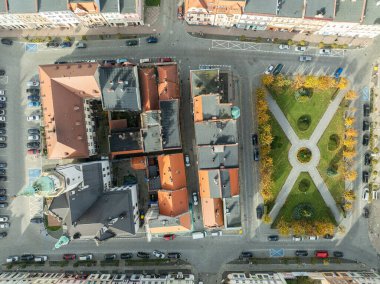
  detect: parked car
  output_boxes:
[241,251,253,258]
[252,133,258,145]
[167,252,181,259]
[27,115,40,121]
[146,36,158,43]
[267,235,279,241]
[363,120,370,131]
[292,235,302,241]
[26,88,39,94]
[6,256,19,263]
[279,44,290,50]
[27,142,40,149]
[126,40,138,46]
[78,254,93,261]
[0,202,8,208]
[333,251,344,258]
[0,116,5,122]
[315,251,329,258]
[163,234,176,240]
[26,81,39,87]
[0,195,7,201]
[264,65,275,75]
[0,122,5,128]
[27,94,40,101]
[1,38,13,45]
[0,90,4,95]
[160,57,172,62]
[324,234,333,239]
[28,135,40,141]
[295,46,307,52]
[27,101,41,108]
[0,222,9,228]
[0,232,7,238]
[253,148,259,161]
[299,55,313,62]
[63,254,76,260]
[362,172,369,183]
[334,67,343,79]
[185,154,190,167]
[0,143,6,148]
[0,136,6,142]
[120,253,133,259]
[76,42,87,49]
[21,254,35,261]
[192,192,199,205]
[0,103,5,110]
[364,207,370,218]
[28,128,40,135]
[0,189,6,194]
[295,250,308,257]
[0,110,5,116]
[273,64,284,75]
[364,104,370,117]
[362,187,369,200]
[104,254,117,260]
[0,97,6,102]
[60,41,72,48]
[137,252,150,259]
[27,149,40,155]
[30,217,43,224]
[364,152,371,166]
[0,216,8,222]
[363,134,369,146]
[153,250,165,259]
[0,129,5,135]
[0,70,5,76]
[34,256,48,262]
[256,204,264,219]
[319,49,332,55]
[46,41,59,48]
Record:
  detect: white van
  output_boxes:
[34,256,48,262]
[192,231,205,239]
[6,256,19,263]
[79,254,93,261]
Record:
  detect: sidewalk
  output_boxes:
[185,25,373,48]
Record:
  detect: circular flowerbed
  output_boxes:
[297,148,312,163]
[298,178,311,192]
[293,203,315,220]
[297,115,311,131]
[328,134,340,151]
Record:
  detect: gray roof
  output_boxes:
[109,129,143,153]
[141,124,163,152]
[195,120,238,146]
[191,69,220,97]
[98,66,141,112]
[334,0,364,22]
[99,0,119,12]
[38,0,68,12]
[224,196,241,228]
[160,100,181,149]
[244,0,277,15]
[0,0,7,13]
[8,0,36,13]
[205,170,222,198]
[278,0,304,18]
[305,0,335,19]
[220,170,233,198]
[198,145,238,169]
[49,194,69,220]
[363,0,380,25]
[120,0,135,13]
[198,95,231,120]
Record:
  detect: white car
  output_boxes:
[0,96,6,102]
[27,115,40,121]
[0,110,5,115]
[185,154,190,167]
[279,44,290,50]
[295,46,307,52]
[34,255,48,262]
[0,222,9,228]
[0,216,8,222]
[153,250,165,259]
[27,81,39,87]
[292,235,302,241]
[0,116,5,122]
[362,188,369,201]
[28,135,40,141]
[0,90,5,95]
[192,192,199,205]
[6,256,19,263]
[319,48,332,55]
[264,65,275,75]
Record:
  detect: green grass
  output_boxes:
[270,87,335,139]
[274,172,335,224]
[317,105,345,204]
[268,114,292,209]
[145,0,160,6]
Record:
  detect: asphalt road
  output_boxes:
[0,2,379,281]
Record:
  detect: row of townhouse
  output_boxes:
[184,0,380,38]
[0,0,143,30]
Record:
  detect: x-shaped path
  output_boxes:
[267,90,346,223]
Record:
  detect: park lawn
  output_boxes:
[317,105,345,204]
[145,0,160,6]
[274,172,335,225]
[271,87,335,139]
[267,114,292,210]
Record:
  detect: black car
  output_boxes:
[27,95,40,101]
[295,250,308,257]
[364,207,369,218]
[1,39,13,45]
[363,120,370,131]
[0,170,5,176]
[104,254,117,260]
[364,104,370,117]
[26,88,39,94]
[146,36,158,44]
[256,204,264,219]
[324,234,333,239]
[364,153,371,166]
[167,252,181,259]
[126,40,138,46]
[273,64,284,75]
[362,171,369,183]
[0,143,6,148]
[0,162,6,168]
[0,177,6,182]
[0,70,5,76]
[0,202,7,208]
[333,251,344,258]
[137,252,150,259]
[120,253,133,259]
[30,217,43,224]
[252,133,258,145]
[21,254,35,261]
[0,129,5,135]
[0,232,7,238]
[363,134,369,146]
[28,128,40,135]
[46,41,59,48]
[267,235,279,241]
[0,123,5,129]
[240,251,253,258]
[254,148,259,161]
[0,189,6,194]
[0,195,7,201]
[27,142,40,149]
[0,103,5,109]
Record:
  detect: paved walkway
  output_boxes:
[267,90,345,223]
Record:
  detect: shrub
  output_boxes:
[297,115,311,131]
[239,35,246,41]
[287,39,294,45]
[297,148,312,163]
[293,203,315,220]
[319,42,325,48]
[81,35,87,41]
[328,134,340,151]
[298,179,311,192]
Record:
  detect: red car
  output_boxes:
[163,234,176,240]
[315,251,329,258]
[27,149,40,155]
[63,254,76,260]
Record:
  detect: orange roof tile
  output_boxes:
[158,81,180,101]
[138,68,159,111]
[193,96,203,122]
[185,0,245,14]
[149,212,191,233]
[68,2,99,14]
[131,157,147,170]
[201,197,224,228]
[226,168,239,196]
[39,63,101,159]
[157,65,178,84]
[158,153,187,190]
[158,188,189,217]
[198,170,211,198]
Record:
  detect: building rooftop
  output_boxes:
[158,188,189,217]
[120,0,136,13]
[97,66,141,112]
[198,145,238,169]
[195,120,238,145]
[363,0,380,25]
[0,0,6,13]
[244,0,277,15]
[278,0,304,18]
[8,0,36,13]
[147,209,192,234]
[141,124,163,152]
[158,153,187,190]
[109,128,143,155]
[193,94,231,122]
[39,63,101,159]
[224,196,241,228]
[139,68,159,111]
[190,69,220,97]
[160,100,181,149]
[198,168,239,199]
[68,1,100,13]
[201,197,224,228]
[334,0,364,22]
[305,0,335,19]
[99,0,119,12]
[157,65,180,100]
[38,0,68,12]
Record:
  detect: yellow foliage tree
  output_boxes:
[345,128,358,137]
[343,190,355,201]
[343,203,353,211]
[344,117,356,127]
[318,76,336,90]
[261,74,274,86]
[277,218,290,236]
[304,75,319,89]
[292,74,305,90]
[262,214,272,224]
[343,139,357,148]
[343,150,356,159]
[345,90,358,100]
[273,74,287,88]
[314,220,335,236]
[344,171,357,182]
[337,77,348,89]
[291,221,305,236]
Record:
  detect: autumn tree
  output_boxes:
[291,220,305,236]
[318,76,336,90]
[292,74,305,90]
[277,218,290,236]
[261,74,274,86]
[345,128,358,137]
[344,116,356,127]
[343,203,353,211]
[343,139,357,148]
[273,74,287,88]
[337,77,348,89]
[343,190,355,201]
[304,75,319,89]
[314,220,335,236]
[343,149,356,159]
[345,90,358,100]
[262,214,272,224]
[344,171,357,182]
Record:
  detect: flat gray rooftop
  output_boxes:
[244,0,278,15]
[225,196,241,229]
[334,0,364,22]
[160,100,181,149]
[198,145,238,169]
[195,120,238,146]
[9,0,36,13]
[38,0,68,12]
[305,0,335,19]
[363,0,380,25]
[278,0,304,18]
[191,69,220,97]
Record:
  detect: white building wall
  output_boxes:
[40,11,80,27]
[76,13,108,27]
[0,14,28,29]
